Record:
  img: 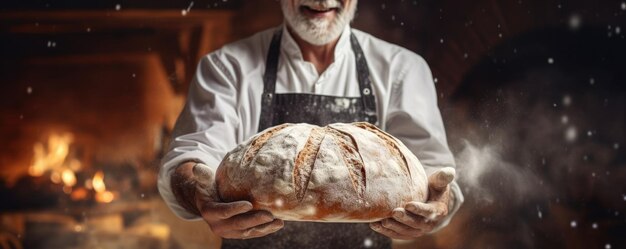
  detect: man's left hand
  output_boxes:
[370,167,455,240]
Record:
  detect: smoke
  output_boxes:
[454,140,547,205]
[434,63,626,248]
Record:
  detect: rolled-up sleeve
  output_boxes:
[385,52,464,232]
[158,52,240,220]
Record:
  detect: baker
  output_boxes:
[158,0,464,248]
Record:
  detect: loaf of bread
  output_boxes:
[215,122,428,222]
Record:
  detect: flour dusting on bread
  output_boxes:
[215,122,428,222]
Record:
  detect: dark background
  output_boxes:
[1,0,625,248]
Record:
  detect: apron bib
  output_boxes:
[221,29,390,249]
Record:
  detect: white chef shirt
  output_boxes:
[158,24,464,232]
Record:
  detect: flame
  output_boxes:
[61,169,77,187]
[48,134,71,166]
[96,191,115,203]
[27,133,117,203]
[29,143,48,176]
[28,133,73,175]
[92,170,115,203]
[92,170,106,193]
[28,133,81,182]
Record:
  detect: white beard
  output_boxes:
[282,0,357,46]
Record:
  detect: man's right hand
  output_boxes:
[198,199,284,239]
[171,161,285,239]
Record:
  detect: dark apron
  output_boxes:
[221,29,390,249]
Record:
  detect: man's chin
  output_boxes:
[299,15,334,28]
[288,14,345,45]
[295,24,337,45]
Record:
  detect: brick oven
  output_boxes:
[0,9,233,249]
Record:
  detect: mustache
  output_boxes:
[299,0,344,10]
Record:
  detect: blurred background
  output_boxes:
[0,0,624,248]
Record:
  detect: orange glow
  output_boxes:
[27,133,117,203]
[50,171,61,184]
[28,133,75,177]
[92,170,115,203]
[85,179,93,189]
[70,188,89,201]
[29,143,47,176]
[95,191,115,203]
[68,158,82,171]
[62,185,72,194]
[28,133,83,193]
[92,170,106,193]
[61,169,77,187]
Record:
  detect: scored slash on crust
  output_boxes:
[353,122,411,177]
[326,126,367,200]
[293,126,368,202]
[240,124,291,169]
[293,127,325,201]
[245,123,406,203]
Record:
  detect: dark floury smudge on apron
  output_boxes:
[221,28,389,249]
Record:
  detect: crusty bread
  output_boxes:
[215,122,428,222]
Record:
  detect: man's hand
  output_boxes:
[370,167,455,240]
[171,162,284,239]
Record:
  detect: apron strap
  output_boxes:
[350,33,378,125]
[258,29,283,132]
[259,28,379,132]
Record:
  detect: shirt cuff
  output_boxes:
[157,150,221,220]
